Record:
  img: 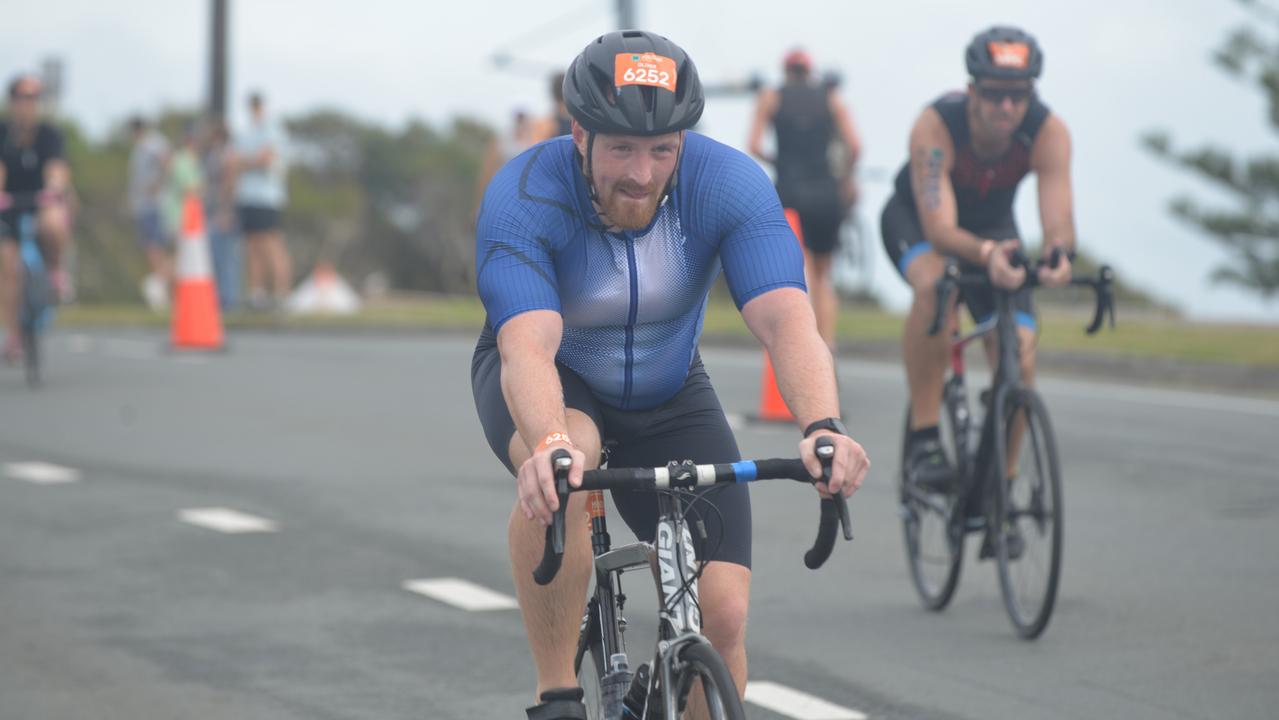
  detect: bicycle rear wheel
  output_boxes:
[669,642,744,720]
[991,388,1062,639]
[898,402,963,610]
[22,325,39,388]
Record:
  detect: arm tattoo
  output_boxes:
[922,147,944,212]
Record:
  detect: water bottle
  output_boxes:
[621,662,651,719]
[600,654,631,719]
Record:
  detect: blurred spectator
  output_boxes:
[537,71,573,139]
[127,115,172,311]
[476,109,540,208]
[166,120,203,239]
[748,48,862,350]
[234,92,291,311]
[202,119,240,311]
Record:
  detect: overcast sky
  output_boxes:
[3,0,1275,322]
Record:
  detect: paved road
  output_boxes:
[1,330,1275,720]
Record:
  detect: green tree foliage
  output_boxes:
[284,111,490,295]
[1143,0,1279,298]
[57,107,490,301]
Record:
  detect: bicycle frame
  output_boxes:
[582,487,714,719]
[947,290,1027,507]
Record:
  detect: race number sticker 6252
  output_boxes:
[614,52,677,92]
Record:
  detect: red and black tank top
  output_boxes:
[893,92,1050,231]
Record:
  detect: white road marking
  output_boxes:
[744,681,867,720]
[100,338,158,359]
[178,507,278,534]
[66,334,94,353]
[5,462,81,484]
[402,578,518,611]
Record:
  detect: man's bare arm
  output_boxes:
[909,109,991,265]
[496,310,571,456]
[746,90,778,164]
[1032,115,1076,254]
[740,288,839,428]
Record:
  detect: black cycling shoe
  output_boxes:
[906,437,955,493]
[526,687,587,720]
[979,523,1025,561]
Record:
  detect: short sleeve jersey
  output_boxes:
[0,121,63,195]
[476,132,804,410]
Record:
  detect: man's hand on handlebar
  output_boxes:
[800,432,870,499]
[1036,246,1073,288]
[517,441,586,527]
[987,239,1026,290]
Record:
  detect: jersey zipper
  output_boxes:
[622,235,639,409]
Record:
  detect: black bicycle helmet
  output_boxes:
[563,30,704,136]
[965,26,1043,80]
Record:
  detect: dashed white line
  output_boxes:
[178,507,278,534]
[402,578,519,611]
[100,338,158,359]
[66,334,94,353]
[744,681,867,720]
[5,461,81,484]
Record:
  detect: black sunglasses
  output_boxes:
[10,92,40,101]
[975,85,1033,104]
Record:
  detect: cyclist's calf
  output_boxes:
[697,562,751,694]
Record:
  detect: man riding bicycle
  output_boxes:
[881,26,1075,495]
[0,73,73,362]
[472,30,869,720]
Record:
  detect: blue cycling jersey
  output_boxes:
[476,132,804,410]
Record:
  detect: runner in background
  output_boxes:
[749,48,862,350]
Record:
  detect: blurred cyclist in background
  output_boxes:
[0,73,74,360]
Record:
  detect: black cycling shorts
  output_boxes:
[880,192,1037,330]
[471,326,751,569]
[237,205,281,234]
[778,177,842,256]
[0,208,33,244]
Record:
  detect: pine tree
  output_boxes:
[1143,0,1279,298]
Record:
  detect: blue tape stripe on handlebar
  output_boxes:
[731,461,756,482]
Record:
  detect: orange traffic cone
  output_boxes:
[755,351,794,421]
[750,209,805,423]
[170,193,225,350]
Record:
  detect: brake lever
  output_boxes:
[532,449,573,586]
[816,436,852,541]
[549,451,571,554]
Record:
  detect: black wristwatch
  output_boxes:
[803,417,847,438]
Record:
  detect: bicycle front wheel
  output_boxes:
[898,404,963,611]
[991,388,1063,639]
[576,598,621,720]
[666,642,744,720]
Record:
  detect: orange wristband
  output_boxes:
[536,432,574,453]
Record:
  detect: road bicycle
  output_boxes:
[899,252,1114,638]
[534,437,851,718]
[1,192,56,387]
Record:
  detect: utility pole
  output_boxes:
[209,0,229,120]
[616,0,637,29]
